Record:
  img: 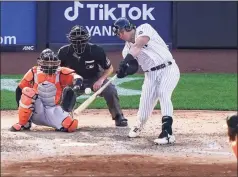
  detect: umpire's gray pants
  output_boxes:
[83,77,123,119]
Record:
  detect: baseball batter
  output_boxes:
[10,49,84,132]
[112,17,180,144]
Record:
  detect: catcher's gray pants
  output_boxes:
[83,77,122,119]
[31,98,70,129]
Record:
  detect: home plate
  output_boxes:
[60,142,98,147]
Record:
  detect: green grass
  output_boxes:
[120,74,237,110]
[1,74,237,111]
[0,90,17,110]
[1,75,23,79]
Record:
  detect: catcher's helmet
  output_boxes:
[67,25,91,54]
[112,17,136,36]
[37,48,60,75]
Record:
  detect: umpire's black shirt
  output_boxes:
[57,43,111,79]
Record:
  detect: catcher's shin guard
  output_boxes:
[10,87,37,131]
[61,116,78,132]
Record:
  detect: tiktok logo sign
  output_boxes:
[64,1,156,37]
[64,2,84,21]
[64,1,155,21]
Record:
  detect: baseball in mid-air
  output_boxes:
[85,88,92,95]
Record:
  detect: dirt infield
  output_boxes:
[1,49,237,74]
[2,155,237,177]
[1,109,237,176]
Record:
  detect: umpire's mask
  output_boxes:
[67,25,91,55]
[37,49,61,75]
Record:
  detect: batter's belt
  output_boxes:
[145,61,172,72]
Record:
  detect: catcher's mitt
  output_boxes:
[61,86,76,112]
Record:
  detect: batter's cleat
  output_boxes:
[154,130,175,145]
[128,126,142,138]
[114,114,128,127]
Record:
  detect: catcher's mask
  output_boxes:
[37,48,61,75]
[112,17,136,36]
[67,25,91,55]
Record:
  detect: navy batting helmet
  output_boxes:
[112,17,136,36]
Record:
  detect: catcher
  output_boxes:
[10,48,84,132]
[226,114,238,159]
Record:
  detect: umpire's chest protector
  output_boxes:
[68,48,102,79]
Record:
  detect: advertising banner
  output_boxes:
[48,1,172,50]
[0,2,36,52]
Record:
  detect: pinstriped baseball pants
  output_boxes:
[137,61,180,126]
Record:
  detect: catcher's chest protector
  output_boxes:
[33,68,62,106]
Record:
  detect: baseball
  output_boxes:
[85,88,92,95]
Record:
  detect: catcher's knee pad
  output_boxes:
[61,86,76,112]
[18,87,37,126]
[62,116,78,132]
[20,87,37,109]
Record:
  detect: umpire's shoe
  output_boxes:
[114,114,128,127]
[154,130,175,145]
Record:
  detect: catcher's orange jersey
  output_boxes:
[18,66,79,105]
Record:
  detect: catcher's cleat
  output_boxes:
[154,130,175,145]
[55,126,78,133]
[55,127,68,132]
[9,121,32,132]
[9,124,21,132]
[55,118,78,132]
[114,114,128,127]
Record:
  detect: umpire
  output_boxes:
[57,25,128,127]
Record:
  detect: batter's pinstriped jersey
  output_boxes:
[122,23,173,71]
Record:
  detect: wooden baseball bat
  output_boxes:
[74,74,117,116]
